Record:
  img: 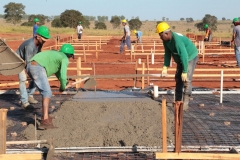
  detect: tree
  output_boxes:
[180,18,185,21]
[119,15,125,20]
[110,16,121,29]
[172,26,176,29]
[60,10,84,28]
[28,14,47,24]
[51,18,63,27]
[222,17,226,21]
[166,18,169,21]
[162,17,165,21]
[82,19,90,29]
[128,19,142,30]
[83,15,96,21]
[195,14,218,31]
[186,18,194,23]
[3,2,25,25]
[95,21,107,29]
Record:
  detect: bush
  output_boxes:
[95,21,107,30]
[21,22,33,26]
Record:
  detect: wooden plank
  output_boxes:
[0,109,8,154]
[136,68,240,71]
[155,152,240,159]
[76,57,81,89]
[6,140,48,145]
[141,63,145,89]
[68,67,92,71]
[161,99,167,153]
[0,154,42,160]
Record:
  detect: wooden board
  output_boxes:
[0,154,42,160]
[155,152,240,159]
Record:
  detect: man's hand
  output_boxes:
[181,73,188,82]
[161,66,168,77]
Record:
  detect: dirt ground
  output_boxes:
[21,99,174,147]
[1,34,240,91]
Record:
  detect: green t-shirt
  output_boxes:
[31,50,69,90]
[163,32,198,73]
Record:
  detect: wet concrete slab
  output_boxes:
[73,91,152,102]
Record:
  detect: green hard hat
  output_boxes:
[204,24,209,29]
[36,26,50,39]
[79,21,82,24]
[34,18,40,22]
[233,18,239,23]
[60,44,74,55]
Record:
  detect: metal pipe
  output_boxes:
[158,90,240,95]
[5,146,240,154]
[220,70,223,104]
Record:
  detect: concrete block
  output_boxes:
[11,132,17,137]
[10,106,15,110]
[224,121,231,126]
[21,122,27,126]
[209,112,215,116]
[199,104,204,107]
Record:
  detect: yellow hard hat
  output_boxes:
[122,19,127,23]
[134,30,137,34]
[156,22,170,33]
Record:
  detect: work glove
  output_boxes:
[181,73,188,82]
[161,66,168,77]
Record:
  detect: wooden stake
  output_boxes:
[76,57,82,89]
[34,114,37,141]
[96,41,98,60]
[147,55,150,85]
[100,38,102,49]
[88,39,89,50]
[0,109,8,154]
[83,44,86,62]
[141,63,145,89]
[162,99,167,153]
[0,154,42,159]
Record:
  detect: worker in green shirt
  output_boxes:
[156,22,198,110]
[26,44,75,129]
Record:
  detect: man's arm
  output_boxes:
[55,58,69,91]
[163,44,172,67]
[176,42,188,73]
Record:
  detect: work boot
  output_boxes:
[28,96,39,104]
[183,95,190,111]
[21,102,35,110]
[39,118,57,130]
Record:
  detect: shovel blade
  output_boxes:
[84,78,97,89]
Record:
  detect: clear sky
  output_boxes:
[0,0,239,21]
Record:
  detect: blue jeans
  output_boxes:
[26,62,52,98]
[175,56,198,101]
[138,36,142,43]
[18,70,36,104]
[120,36,131,53]
[234,46,240,66]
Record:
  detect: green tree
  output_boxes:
[3,2,26,25]
[82,19,90,29]
[195,14,218,31]
[95,21,107,30]
[222,17,226,21]
[128,19,142,30]
[51,18,63,27]
[110,16,121,29]
[60,9,84,28]
[180,18,184,21]
[119,15,125,20]
[83,15,96,21]
[28,14,47,24]
[172,26,176,29]
[186,18,194,23]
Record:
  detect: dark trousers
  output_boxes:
[175,56,198,101]
[78,33,82,39]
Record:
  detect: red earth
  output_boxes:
[1,33,240,91]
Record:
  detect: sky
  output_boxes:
[0,0,239,21]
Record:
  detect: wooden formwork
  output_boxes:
[0,57,92,89]
[135,60,240,89]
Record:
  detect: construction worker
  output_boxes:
[134,30,142,43]
[156,22,198,110]
[17,26,50,110]
[204,24,212,42]
[231,18,240,67]
[77,21,83,40]
[120,19,131,54]
[26,44,74,129]
[33,18,40,37]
